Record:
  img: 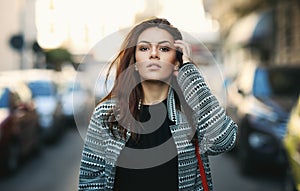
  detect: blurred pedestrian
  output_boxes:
[78,17,237,191]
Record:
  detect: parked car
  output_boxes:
[60,80,93,128]
[27,79,64,143]
[0,81,40,174]
[226,63,300,174]
[283,95,300,191]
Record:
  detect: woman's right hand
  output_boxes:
[174,40,192,64]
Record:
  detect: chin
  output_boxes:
[142,78,172,84]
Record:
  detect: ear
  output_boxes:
[174,62,180,71]
[134,63,138,71]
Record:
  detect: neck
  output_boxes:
[141,80,169,105]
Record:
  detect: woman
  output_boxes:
[78,17,237,191]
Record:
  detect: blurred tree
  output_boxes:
[9,34,24,51]
[45,48,73,71]
[32,41,43,54]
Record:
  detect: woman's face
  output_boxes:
[135,27,178,82]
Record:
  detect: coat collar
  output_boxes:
[109,87,181,141]
[167,87,188,125]
[167,87,179,124]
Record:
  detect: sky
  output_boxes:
[35,0,220,55]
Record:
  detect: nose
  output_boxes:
[150,45,159,59]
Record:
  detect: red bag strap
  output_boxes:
[195,138,209,191]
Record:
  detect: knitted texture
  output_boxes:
[78,63,237,191]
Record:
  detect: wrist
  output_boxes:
[180,61,191,69]
[183,60,190,64]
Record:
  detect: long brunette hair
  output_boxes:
[100,17,194,140]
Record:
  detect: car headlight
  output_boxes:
[248,132,275,153]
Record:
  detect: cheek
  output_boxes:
[135,51,139,61]
[163,52,177,64]
[135,51,146,62]
[165,64,176,74]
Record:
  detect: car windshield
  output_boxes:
[0,88,9,108]
[66,82,81,93]
[253,67,300,97]
[28,81,56,97]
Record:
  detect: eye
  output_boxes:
[159,46,170,52]
[138,46,149,52]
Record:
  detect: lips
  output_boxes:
[147,63,161,68]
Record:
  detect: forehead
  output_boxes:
[137,27,174,43]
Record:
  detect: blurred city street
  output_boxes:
[0,127,284,191]
[211,151,284,191]
[0,128,83,191]
[0,64,287,191]
[1,0,300,190]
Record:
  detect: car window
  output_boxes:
[253,67,300,97]
[67,82,81,92]
[269,68,300,95]
[28,81,56,97]
[0,88,9,108]
[253,68,271,97]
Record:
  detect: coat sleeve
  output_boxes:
[177,63,237,155]
[78,105,109,191]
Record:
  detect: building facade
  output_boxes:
[0,0,36,71]
[275,0,300,65]
[206,0,300,67]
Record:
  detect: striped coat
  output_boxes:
[78,64,237,191]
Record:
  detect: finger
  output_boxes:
[174,42,188,55]
[174,43,185,53]
[174,40,190,49]
[174,42,192,63]
[174,40,191,56]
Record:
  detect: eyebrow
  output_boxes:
[137,40,172,45]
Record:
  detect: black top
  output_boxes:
[114,99,178,191]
